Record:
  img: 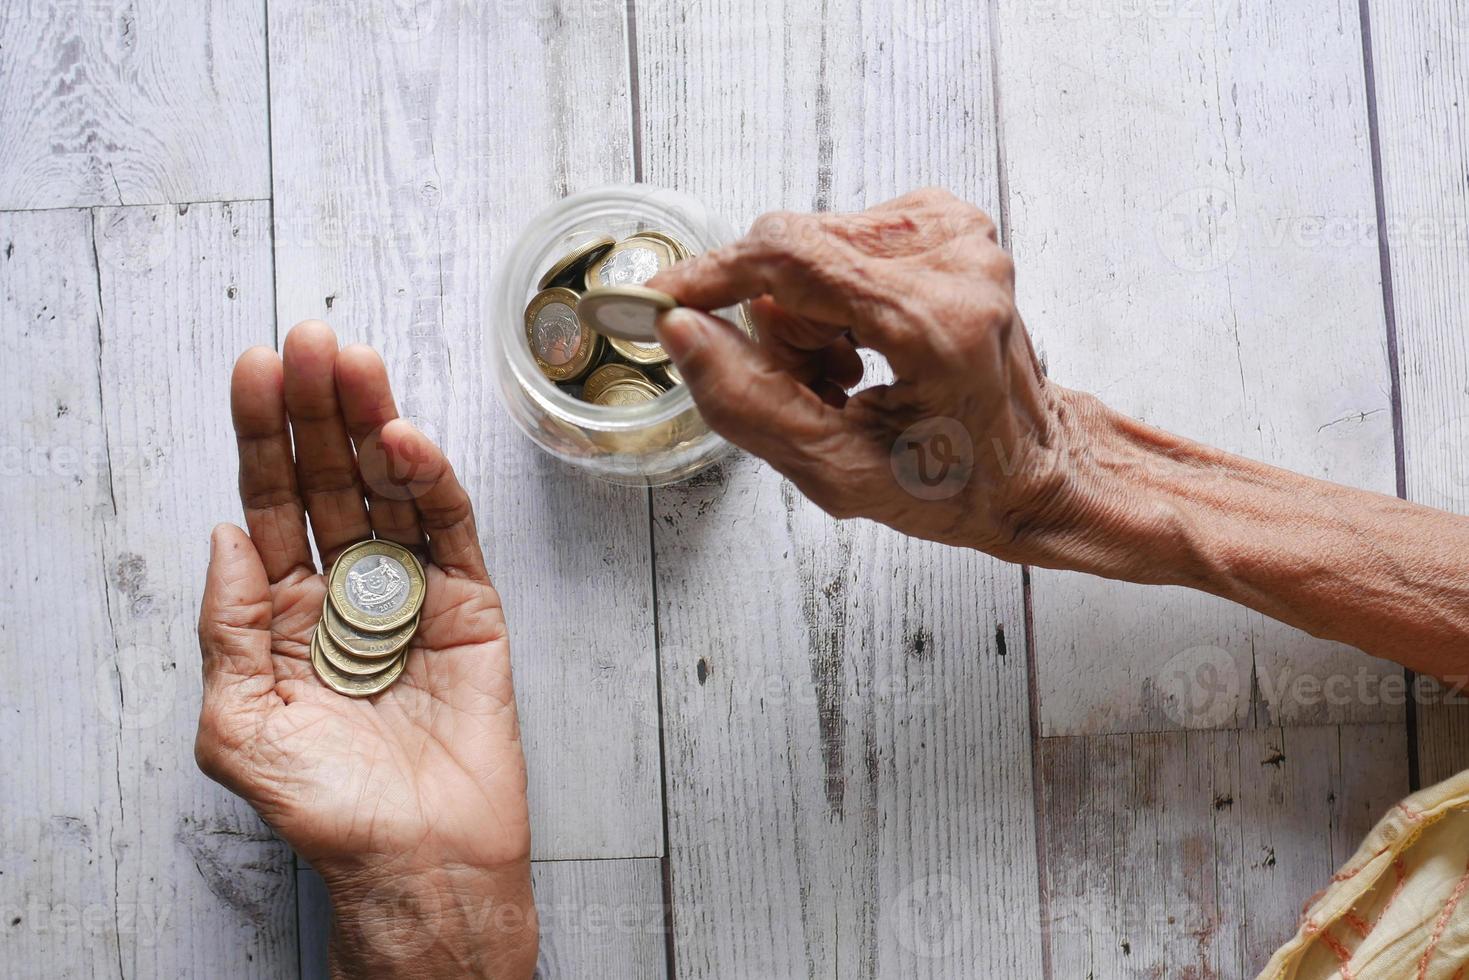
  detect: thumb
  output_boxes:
[198,523,277,709]
[656,307,840,470]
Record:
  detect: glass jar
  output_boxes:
[491,184,747,486]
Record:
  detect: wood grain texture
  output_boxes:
[1038,724,1408,979]
[266,0,663,862]
[1364,0,1469,787]
[0,203,294,976]
[0,0,269,210]
[637,4,1044,975]
[994,0,1404,734]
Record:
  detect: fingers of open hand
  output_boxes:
[282,321,372,563]
[334,344,427,549]
[196,524,277,787]
[374,419,491,585]
[231,347,314,582]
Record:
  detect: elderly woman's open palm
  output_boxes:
[195,321,536,976]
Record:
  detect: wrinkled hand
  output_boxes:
[650,188,1090,564]
[195,321,536,979]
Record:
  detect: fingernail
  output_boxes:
[658,309,707,362]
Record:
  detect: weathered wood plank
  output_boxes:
[1365,0,1469,787]
[532,859,668,979]
[1038,725,1408,979]
[637,3,1044,976]
[0,0,269,210]
[297,860,668,979]
[0,203,295,976]
[995,0,1403,734]
[266,0,662,861]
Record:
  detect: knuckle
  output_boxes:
[747,210,809,259]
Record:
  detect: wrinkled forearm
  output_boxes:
[1014,387,1469,680]
[324,862,538,980]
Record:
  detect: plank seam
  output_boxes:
[0,198,272,217]
[1354,0,1420,792]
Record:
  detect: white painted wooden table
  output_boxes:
[2,1,1466,977]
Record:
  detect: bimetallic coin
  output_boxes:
[584,235,678,291]
[317,625,402,677]
[311,631,407,697]
[608,335,670,366]
[578,285,677,343]
[582,363,649,403]
[591,377,664,407]
[636,229,693,260]
[537,235,615,291]
[660,360,683,387]
[322,598,416,660]
[328,540,426,633]
[525,287,602,382]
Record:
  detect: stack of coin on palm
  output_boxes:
[310,539,426,697]
[524,230,690,405]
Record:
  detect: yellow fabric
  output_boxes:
[1260,768,1469,980]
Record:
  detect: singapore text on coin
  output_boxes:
[525,287,602,382]
[311,631,407,697]
[582,363,650,404]
[327,539,426,633]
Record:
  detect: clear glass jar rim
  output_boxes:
[496,184,730,434]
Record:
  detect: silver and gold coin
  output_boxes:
[578,285,677,344]
[591,375,665,407]
[537,235,615,291]
[525,287,602,383]
[635,229,692,260]
[583,363,650,403]
[584,235,678,291]
[608,336,670,366]
[322,598,416,660]
[311,631,406,698]
[327,539,426,633]
[317,626,402,677]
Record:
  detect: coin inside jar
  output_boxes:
[328,540,426,633]
[578,285,678,343]
[584,235,678,291]
[608,335,670,366]
[591,376,664,407]
[537,234,615,291]
[582,363,650,403]
[525,287,602,382]
[634,229,693,260]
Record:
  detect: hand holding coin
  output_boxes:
[195,321,537,978]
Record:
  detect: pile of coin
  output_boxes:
[310,539,426,697]
[524,230,691,406]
